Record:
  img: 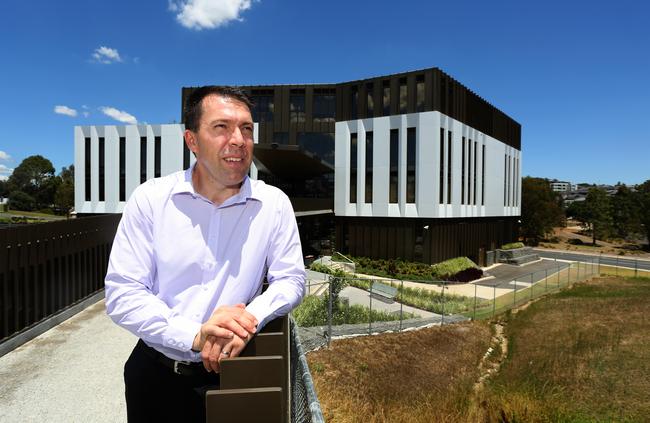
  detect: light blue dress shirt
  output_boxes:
[105,166,305,361]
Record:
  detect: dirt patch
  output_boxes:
[539,225,650,258]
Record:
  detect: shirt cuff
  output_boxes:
[164,315,202,352]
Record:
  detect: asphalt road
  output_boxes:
[534,249,650,272]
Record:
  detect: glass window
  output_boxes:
[447,131,452,204]
[251,90,274,122]
[350,86,358,120]
[140,136,147,183]
[290,92,305,123]
[350,133,357,203]
[297,132,334,166]
[461,136,466,205]
[406,127,416,203]
[482,144,486,206]
[154,136,161,178]
[119,136,126,201]
[382,81,390,116]
[416,75,425,112]
[273,132,289,145]
[84,137,91,201]
[389,129,399,203]
[366,83,374,118]
[399,78,407,114]
[98,137,105,201]
[365,131,373,203]
[472,141,478,205]
[313,91,335,123]
[439,128,444,204]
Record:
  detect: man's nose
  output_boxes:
[229,127,245,147]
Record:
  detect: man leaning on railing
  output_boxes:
[104,86,305,423]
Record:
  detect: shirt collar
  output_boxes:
[171,163,261,205]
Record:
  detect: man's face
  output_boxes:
[185,94,254,191]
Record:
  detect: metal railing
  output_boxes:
[0,215,121,348]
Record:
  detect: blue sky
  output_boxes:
[0,0,648,185]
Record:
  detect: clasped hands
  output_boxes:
[192,303,258,373]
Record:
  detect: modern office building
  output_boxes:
[76,67,521,265]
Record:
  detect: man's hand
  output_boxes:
[201,333,250,372]
[192,304,257,356]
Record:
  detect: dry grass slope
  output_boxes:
[308,323,491,422]
[307,276,650,422]
[480,276,650,422]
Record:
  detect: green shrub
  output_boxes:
[292,294,416,327]
[501,242,525,250]
[352,256,434,281]
[430,257,478,280]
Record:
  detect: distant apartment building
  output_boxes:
[75,67,521,265]
[550,180,575,192]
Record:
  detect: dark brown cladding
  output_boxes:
[336,68,521,150]
[337,216,519,266]
[181,67,521,150]
[182,84,336,148]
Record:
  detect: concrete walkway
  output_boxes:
[339,286,437,319]
[0,301,136,423]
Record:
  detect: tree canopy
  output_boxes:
[520,177,564,244]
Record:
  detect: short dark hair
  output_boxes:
[183,86,254,132]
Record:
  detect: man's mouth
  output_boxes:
[224,157,243,162]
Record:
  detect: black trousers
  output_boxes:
[124,340,220,423]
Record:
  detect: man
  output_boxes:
[105,86,305,422]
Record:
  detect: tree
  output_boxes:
[611,185,641,240]
[581,187,612,246]
[54,165,75,214]
[521,177,565,244]
[636,179,650,249]
[0,179,7,198]
[6,155,57,209]
[8,190,36,211]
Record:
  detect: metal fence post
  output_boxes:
[399,280,404,332]
[513,279,517,307]
[473,283,477,320]
[635,259,638,277]
[545,269,548,292]
[492,285,496,318]
[530,273,534,300]
[577,261,580,281]
[616,256,619,276]
[441,282,445,325]
[327,276,333,348]
[557,263,560,289]
[368,281,373,335]
[598,253,602,274]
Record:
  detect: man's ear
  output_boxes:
[184,129,198,154]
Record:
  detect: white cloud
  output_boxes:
[100,106,137,124]
[169,0,253,30]
[0,150,10,161]
[0,164,13,181]
[92,46,122,64]
[54,105,78,117]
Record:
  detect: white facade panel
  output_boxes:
[335,111,521,219]
[75,124,257,214]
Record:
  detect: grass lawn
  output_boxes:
[307,275,650,422]
[481,276,650,422]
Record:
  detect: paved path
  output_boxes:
[339,286,437,319]
[535,249,650,272]
[0,301,136,423]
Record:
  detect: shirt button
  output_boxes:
[203,286,208,291]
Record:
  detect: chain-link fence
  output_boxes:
[290,317,325,423]
[294,257,612,349]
